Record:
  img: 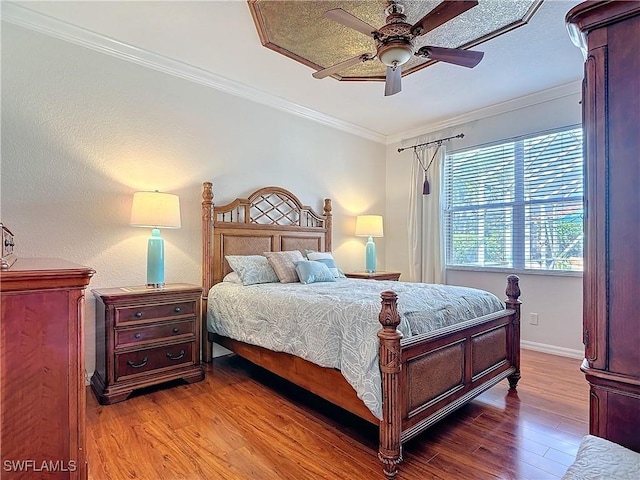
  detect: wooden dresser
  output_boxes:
[567,1,640,452]
[0,258,94,479]
[91,283,204,404]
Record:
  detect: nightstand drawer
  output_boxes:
[116,319,195,348]
[115,301,196,326]
[115,341,195,381]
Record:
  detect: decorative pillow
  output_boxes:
[264,250,304,283]
[295,260,336,285]
[306,251,345,278]
[222,272,242,284]
[225,255,279,286]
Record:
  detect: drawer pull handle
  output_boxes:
[166,350,185,361]
[174,307,181,313]
[127,357,148,368]
[134,333,142,339]
[134,312,143,318]
[172,328,179,334]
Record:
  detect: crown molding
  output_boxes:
[388,80,582,145]
[2,2,582,147]
[2,2,387,144]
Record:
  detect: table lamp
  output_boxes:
[130,190,181,287]
[355,215,384,273]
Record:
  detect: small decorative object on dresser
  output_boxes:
[344,271,401,281]
[91,283,204,404]
[0,223,16,270]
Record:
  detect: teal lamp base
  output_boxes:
[146,228,165,287]
[365,235,377,273]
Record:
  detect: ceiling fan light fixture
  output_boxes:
[377,41,413,67]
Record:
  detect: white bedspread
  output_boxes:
[207,278,503,419]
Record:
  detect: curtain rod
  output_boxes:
[397,133,465,153]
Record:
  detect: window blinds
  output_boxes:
[444,126,583,272]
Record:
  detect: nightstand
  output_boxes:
[91,283,204,404]
[344,271,401,281]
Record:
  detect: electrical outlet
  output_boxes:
[529,313,539,325]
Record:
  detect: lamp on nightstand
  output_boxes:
[130,190,181,287]
[355,214,384,273]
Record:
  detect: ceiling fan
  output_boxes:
[312,0,485,96]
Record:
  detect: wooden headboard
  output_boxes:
[201,182,332,296]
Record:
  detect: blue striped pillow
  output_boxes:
[306,251,345,278]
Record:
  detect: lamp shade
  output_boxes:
[130,191,181,229]
[355,215,384,238]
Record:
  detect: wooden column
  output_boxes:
[505,275,521,389]
[377,290,403,479]
[201,181,214,363]
[323,198,332,252]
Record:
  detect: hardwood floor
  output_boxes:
[86,349,588,479]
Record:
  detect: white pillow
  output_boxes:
[222,272,242,284]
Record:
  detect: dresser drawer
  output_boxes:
[115,341,195,381]
[116,320,195,348]
[115,300,196,326]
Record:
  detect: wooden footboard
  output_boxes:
[378,275,521,478]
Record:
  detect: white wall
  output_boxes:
[2,19,585,379]
[385,92,584,355]
[1,23,387,376]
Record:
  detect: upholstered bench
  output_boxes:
[562,435,640,480]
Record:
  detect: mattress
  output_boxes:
[207,278,503,418]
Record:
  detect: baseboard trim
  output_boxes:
[521,340,584,359]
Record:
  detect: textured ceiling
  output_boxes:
[8,0,585,140]
[250,0,541,80]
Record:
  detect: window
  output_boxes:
[443,126,583,273]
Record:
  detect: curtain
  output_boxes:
[404,130,456,284]
[423,144,446,284]
[407,146,425,282]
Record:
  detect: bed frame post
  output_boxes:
[377,290,403,479]
[505,275,521,389]
[202,182,214,363]
[323,199,332,252]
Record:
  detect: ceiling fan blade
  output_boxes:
[312,54,368,79]
[385,65,402,96]
[411,0,478,36]
[421,46,484,68]
[324,8,378,37]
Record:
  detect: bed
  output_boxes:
[201,182,521,479]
